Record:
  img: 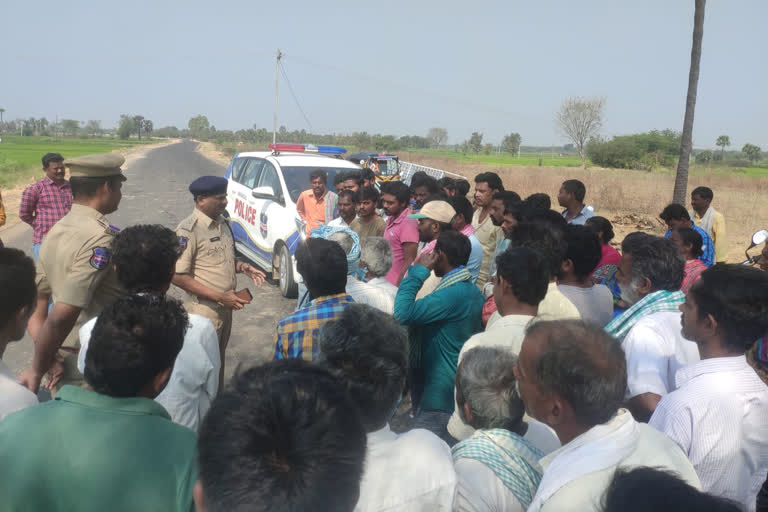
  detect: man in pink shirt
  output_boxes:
[380,181,418,285]
[19,153,72,259]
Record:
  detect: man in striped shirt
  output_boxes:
[650,265,768,512]
[19,153,72,258]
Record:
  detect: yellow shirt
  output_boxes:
[471,209,502,288]
[36,204,124,348]
[693,209,727,262]
[175,209,237,295]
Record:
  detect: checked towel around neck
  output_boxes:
[606,290,685,341]
[452,428,544,509]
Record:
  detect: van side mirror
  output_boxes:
[251,186,276,200]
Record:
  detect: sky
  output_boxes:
[1,0,765,148]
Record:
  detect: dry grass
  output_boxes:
[401,152,768,263]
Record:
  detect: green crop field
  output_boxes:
[0,136,159,187]
[409,148,585,167]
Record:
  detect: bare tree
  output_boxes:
[426,127,448,148]
[673,0,706,205]
[555,97,605,167]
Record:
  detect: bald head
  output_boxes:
[520,320,626,427]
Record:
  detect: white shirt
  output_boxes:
[0,360,38,420]
[78,313,220,432]
[487,282,580,328]
[347,276,398,315]
[650,355,768,512]
[530,409,700,512]
[557,284,614,327]
[447,315,534,441]
[620,311,700,399]
[356,424,456,511]
[328,216,351,228]
[453,423,562,512]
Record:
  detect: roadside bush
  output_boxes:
[587,130,681,170]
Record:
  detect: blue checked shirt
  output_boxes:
[273,293,355,361]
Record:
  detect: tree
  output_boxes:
[426,127,448,148]
[188,115,211,140]
[501,132,522,154]
[743,143,763,164]
[133,115,145,140]
[118,115,137,140]
[84,120,102,136]
[555,96,606,167]
[672,0,706,205]
[142,119,153,137]
[0,108,4,126]
[715,135,730,159]
[60,119,80,136]
[468,132,483,153]
[696,150,713,163]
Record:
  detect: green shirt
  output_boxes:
[394,265,485,412]
[0,386,197,512]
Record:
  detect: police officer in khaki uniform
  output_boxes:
[172,176,265,387]
[19,153,126,393]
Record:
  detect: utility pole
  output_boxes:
[273,49,282,145]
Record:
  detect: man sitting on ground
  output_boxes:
[650,265,768,511]
[659,203,714,267]
[487,222,580,327]
[274,238,353,361]
[453,347,556,512]
[558,225,614,327]
[319,304,456,511]
[0,294,198,511]
[606,233,696,422]
[0,248,39,419]
[195,359,367,512]
[447,247,550,442]
[350,186,386,238]
[76,224,220,432]
[558,179,595,225]
[355,236,398,315]
[515,320,700,512]
[394,231,484,436]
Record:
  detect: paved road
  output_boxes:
[2,140,295,385]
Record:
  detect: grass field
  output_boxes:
[412,148,585,167]
[0,136,160,187]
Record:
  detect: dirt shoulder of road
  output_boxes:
[196,140,231,166]
[0,139,179,233]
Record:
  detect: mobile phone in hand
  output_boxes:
[235,288,253,302]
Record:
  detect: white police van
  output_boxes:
[225,143,361,298]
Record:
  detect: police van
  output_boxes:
[225,143,361,298]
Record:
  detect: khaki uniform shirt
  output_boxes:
[175,209,237,296]
[36,204,124,348]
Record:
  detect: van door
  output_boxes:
[228,158,267,265]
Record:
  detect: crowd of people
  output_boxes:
[0,152,766,512]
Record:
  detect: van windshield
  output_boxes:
[281,166,356,203]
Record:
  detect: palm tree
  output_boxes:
[0,108,5,132]
[673,0,706,205]
[716,135,730,160]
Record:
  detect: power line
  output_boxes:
[279,59,313,133]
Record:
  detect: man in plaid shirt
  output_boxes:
[19,153,72,259]
[274,238,354,361]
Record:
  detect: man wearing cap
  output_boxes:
[409,199,455,299]
[19,153,127,393]
[172,176,266,388]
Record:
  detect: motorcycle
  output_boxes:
[741,229,768,266]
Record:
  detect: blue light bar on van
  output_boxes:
[268,143,347,155]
